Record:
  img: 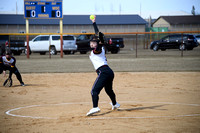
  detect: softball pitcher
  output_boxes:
[86,15,120,116]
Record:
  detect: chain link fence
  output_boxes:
[0,31,200,58]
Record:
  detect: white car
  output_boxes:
[195,34,200,45]
[25,35,77,55]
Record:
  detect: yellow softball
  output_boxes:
[90,15,95,20]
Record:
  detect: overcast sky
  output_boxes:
[0,0,199,18]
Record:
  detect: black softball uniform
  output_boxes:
[0,56,24,84]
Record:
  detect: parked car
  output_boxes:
[76,34,124,54]
[0,35,25,55]
[0,35,7,55]
[150,34,198,51]
[9,40,26,55]
[25,35,77,55]
[106,37,124,54]
[194,34,200,45]
[76,34,91,54]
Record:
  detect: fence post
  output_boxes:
[26,18,29,59]
[150,30,152,47]
[136,34,138,58]
[60,19,63,58]
[181,33,183,57]
[49,35,51,59]
[146,34,149,49]
[143,35,145,49]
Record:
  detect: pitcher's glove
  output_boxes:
[3,78,12,87]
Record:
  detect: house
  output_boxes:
[0,14,147,33]
[152,15,200,31]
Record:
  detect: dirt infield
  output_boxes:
[0,47,200,132]
[0,72,200,133]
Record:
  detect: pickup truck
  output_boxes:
[25,35,77,55]
[76,34,124,54]
[0,35,25,55]
[106,37,124,53]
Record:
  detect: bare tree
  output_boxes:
[191,5,195,16]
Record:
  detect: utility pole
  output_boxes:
[140,3,141,16]
[16,1,18,14]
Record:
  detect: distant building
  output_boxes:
[152,15,200,31]
[0,14,147,33]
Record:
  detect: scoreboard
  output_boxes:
[24,0,63,19]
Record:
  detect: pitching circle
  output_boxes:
[5,101,200,120]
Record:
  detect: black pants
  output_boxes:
[91,66,117,108]
[0,66,23,83]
